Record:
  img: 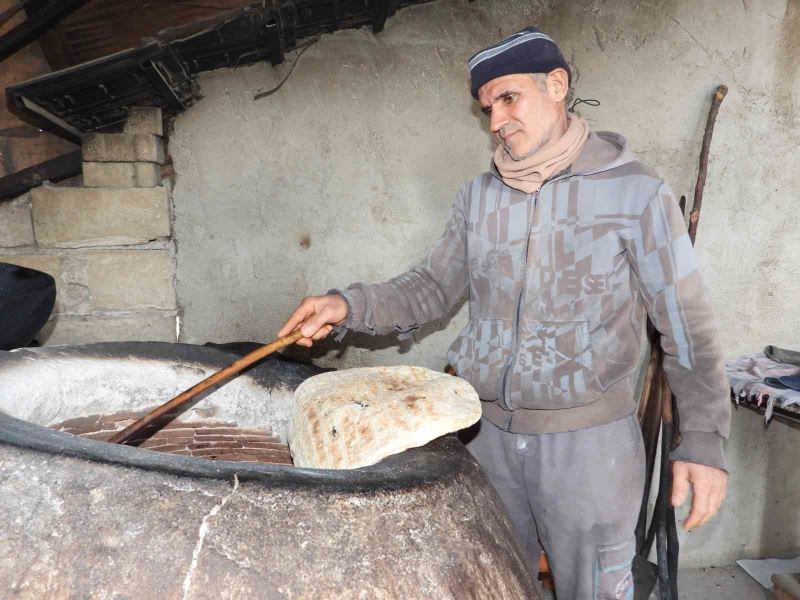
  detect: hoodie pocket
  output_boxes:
[446,319,512,399]
[506,320,599,410]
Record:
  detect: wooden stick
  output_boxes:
[636,87,726,591]
[108,329,304,445]
[661,366,674,425]
[636,345,660,423]
[688,85,727,244]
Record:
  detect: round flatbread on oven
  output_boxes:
[288,366,481,469]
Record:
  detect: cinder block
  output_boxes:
[123,107,163,136]
[86,250,176,310]
[82,133,165,164]
[83,162,161,188]
[0,195,34,247]
[31,187,171,248]
[40,312,178,345]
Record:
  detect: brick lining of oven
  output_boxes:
[50,411,292,465]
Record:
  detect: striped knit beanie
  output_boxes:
[468,27,571,99]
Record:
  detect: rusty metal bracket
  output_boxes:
[264,15,283,66]
[372,0,389,33]
[279,2,297,50]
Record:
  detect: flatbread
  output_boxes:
[288,366,481,469]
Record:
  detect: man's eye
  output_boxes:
[482,107,492,116]
[503,94,517,104]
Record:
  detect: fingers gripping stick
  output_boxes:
[278,294,348,348]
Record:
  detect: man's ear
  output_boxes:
[546,68,569,102]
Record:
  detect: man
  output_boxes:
[279,27,731,599]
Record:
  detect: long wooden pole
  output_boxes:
[636,85,727,600]
[688,84,728,244]
[108,330,304,445]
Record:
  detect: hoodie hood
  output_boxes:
[489,130,637,183]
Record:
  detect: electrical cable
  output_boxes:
[253,35,321,101]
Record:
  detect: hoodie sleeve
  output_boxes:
[625,181,731,472]
[332,186,469,339]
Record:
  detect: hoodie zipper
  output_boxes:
[499,187,540,411]
[495,156,618,413]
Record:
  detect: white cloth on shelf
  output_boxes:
[725,353,800,422]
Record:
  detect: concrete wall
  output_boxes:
[169,0,800,567]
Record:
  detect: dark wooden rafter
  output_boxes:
[0,0,93,64]
[0,0,34,30]
[6,0,431,141]
[0,149,82,201]
[31,0,257,70]
[1,0,428,197]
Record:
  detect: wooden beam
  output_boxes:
[0,0,35,30]
[0,149,81,201]
[0,0,91,64]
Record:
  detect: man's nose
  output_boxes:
[490,107,508,135]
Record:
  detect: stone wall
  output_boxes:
[0,108,178,344]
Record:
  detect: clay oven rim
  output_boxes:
[0,414,468,492]
[0,342,472,493]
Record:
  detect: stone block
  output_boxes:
[82,162,161,188]
[40,312,178,345]
[123,107,163,136]
[31,187,171,248]
[0,253,62,280]
[0,253,64,311]
[82,133,165,164]
[86,250,176,311]
[0,195,35,248]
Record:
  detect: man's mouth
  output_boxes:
[500,131,519,144]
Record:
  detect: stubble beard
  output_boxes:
[503,128,552,161]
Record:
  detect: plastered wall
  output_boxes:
[170,0,800,567]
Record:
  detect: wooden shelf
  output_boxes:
[733,398,800,431]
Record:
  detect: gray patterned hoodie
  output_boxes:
[336,131,731,470]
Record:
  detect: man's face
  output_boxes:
[478,73,563,160]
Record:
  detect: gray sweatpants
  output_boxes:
[464,415,645,600]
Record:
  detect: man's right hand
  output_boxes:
[278,294,349,348]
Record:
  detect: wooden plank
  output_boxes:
[735,399,800,431]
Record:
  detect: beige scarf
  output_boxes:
[494,114,590,194]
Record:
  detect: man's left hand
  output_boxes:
[671,461,728,530]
